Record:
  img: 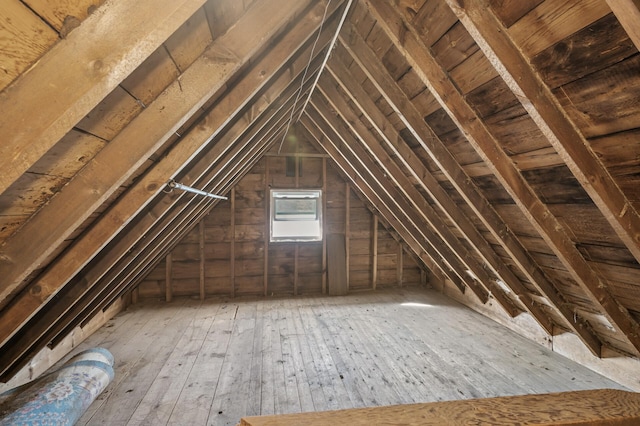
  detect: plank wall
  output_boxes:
[137,137,424,300]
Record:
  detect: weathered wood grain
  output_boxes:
[364,0,640,355]
[0,0,58,91]
[508,0,611,57]
[0,0,322,369]
[0,0,207,194]
[605,0,640,52]
[532,13,636,88]
[446,0,640,269]
[22,0,104,32]
[67,289,628,424]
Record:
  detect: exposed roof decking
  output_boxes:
[0,0,639,384]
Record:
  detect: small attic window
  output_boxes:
[270,189,322,242]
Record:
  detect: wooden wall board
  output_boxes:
[432,21,478,71]
[591,129,640,174]
[490,0,544,28]
[74,85,143,141]
[120,47,180,106]
[21,0,104,32]
[531,13,636,89]
[364,23,393,58]
[27,130,107,178]
[554,54,640,138]
[0,0,58,91]
[349,0,376,40]
[466,76,520,119]
[549,204,628,248]
[470,175,515,205]
[163,8,213,73]
[381,45,411,81]
[424,110,460,137]
[484,107,550,155]
[508,0,611,57]
[523,166,592,205]
[410,0,457,47]
[449,49,499,95]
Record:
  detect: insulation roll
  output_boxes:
[0,348,114,425]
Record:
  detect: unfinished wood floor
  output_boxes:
[69,288,625,425]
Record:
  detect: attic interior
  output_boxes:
[1,0,640,423]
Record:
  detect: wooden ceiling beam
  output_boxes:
[0,0,324,309]
[301,114,452,288]
[63,24,335,310]
[315,76,523,318]
[605,0,640,51]
[97,115,294,317]
[0,0,336,354]
[87,83,314,319]
[56,104,298,351]
[306,103,484,300]
[445,0,640,267]
[0,0,208,195]
[0,68,313,380]
[337,23,602,356]
[364,0,640,355]
[322,62,557,334]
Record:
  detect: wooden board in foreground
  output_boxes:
[239,389,640,425]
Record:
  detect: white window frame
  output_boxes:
[270,189,323,242]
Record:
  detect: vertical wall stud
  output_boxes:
[264,157,270,297]
[165,253,173,302]
[322,157,328,294]
[397,244,404,288]
[372,215,378,290]
[345,182,350,291]
[230,187,236,298]
[199,220,205,300]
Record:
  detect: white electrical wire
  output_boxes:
[277,0,333,154]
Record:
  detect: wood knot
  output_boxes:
[60,15,81,38]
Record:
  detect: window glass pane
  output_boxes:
[270,189,322,242]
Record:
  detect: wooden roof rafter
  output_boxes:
[90,69,325,316]
[0,51,321,380]
[0,0,330,311]
[321,58,557,335]
[334,20,603,357]
[305,102,485,299]
[605,0,640,51]
[0,0,343,374]
[0,0,208,195]
[314,75,526,318]
[301,113,459,291]
[445,0,640,267]
[64,97,309,346]
[363,0,640,355]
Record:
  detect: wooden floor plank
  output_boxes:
[288,299,328,411]
[79,299,194,425]
[282,298,315,413]
[207,303,257,426]
[65,288,626,426]
[314,295,400,407]
[167,302,236,426]
[275,299,302,414]
[245,299,265,417]
[258,301,276,416]
[127,301,216,425]
[299,297,353,410]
